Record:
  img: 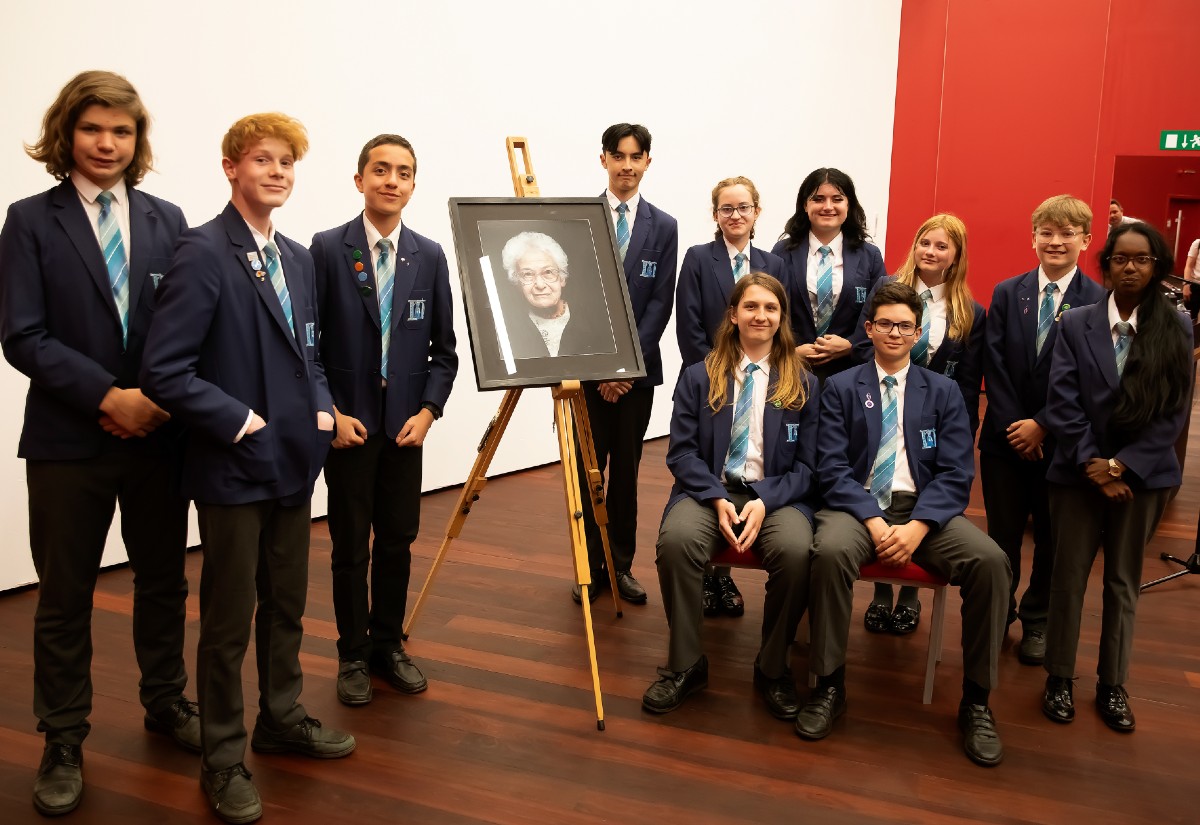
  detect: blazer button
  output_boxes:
[295,369,303,378]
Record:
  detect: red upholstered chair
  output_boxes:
[708,546,948,704]
[857,561,948,704]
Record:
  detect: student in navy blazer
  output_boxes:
[849,216,986,634]
[0,71,195,816]
[675,175,786,616]
[572,124,678,607]
[141,114,352,823]
[643,273,818,720]
[311,134,457,705]
[771,167,886,381]
[979,196,1106,666]
[1040,224,1192,734]
[798,281,1009,767]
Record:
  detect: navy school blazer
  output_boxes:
[311,216,457,439]
[770,236,887,347]
[0,179,186,460]
[676,240,787,368]
[601,194,679,388]
[978,267,1106,457]
[662,360,821,525]
[141,203,333,506]
[850,276,986,437]
[1045,299,1191,490]
[818,360,974,529]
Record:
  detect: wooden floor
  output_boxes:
[1,401,1198,824]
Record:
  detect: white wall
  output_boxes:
[0,0,900,590]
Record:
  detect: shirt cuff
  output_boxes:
[233,410,254,443]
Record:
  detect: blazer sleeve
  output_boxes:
[955,302,986,438]
[675,246,711,367]
[0,203,118,414]
[422,243,459,412]
[848,277,882,363]
[664,367,727,504]
[748,373,820,512]
[816,380,886,522]
[140,232,253,443]
[1044,313,1096,473]
[296,247,333,417]
[310,232,331,337]
[981,282,1024,434]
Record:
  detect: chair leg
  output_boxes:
[923,584,948,704]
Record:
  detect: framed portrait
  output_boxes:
[448,197,646,390]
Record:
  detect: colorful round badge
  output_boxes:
[352,249,363,260]
[358,272,368,282]
[354,261,364,272]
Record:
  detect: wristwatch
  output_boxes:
[1107,458,1122,477]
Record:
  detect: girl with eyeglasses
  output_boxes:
[852,214,986,635]
[676,176,787,618]
[1040,222,1191,734]
[772,168,887,382]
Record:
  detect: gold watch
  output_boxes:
[1108,458,1122,477]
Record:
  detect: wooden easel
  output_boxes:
[403,137,621,730]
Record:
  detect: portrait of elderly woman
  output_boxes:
[501,231,615,359]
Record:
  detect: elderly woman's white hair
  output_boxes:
[501,231,570,285]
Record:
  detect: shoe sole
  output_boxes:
[250,739,357,759]
[207,800,263,825]
[1041,705,1075,724]
[144,717,203,754]
[618,592,648,605]
[641,678,708,714]
[33,791,82,817]
[794,702,846,740]
[372,673,427,695]
[337,688,373,706]
[963,748,1004,767]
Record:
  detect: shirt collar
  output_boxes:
[606,190,640,214]
[808,232,843,257]
[725,238,751,260]
[1037,265,1077,295]
[875,361,911,386]
[737,352,772,379]
[1107,292,1139,333]
[914,277,947,302]
[246,221,276,253]
[363,214,403,254]
[70,170,127,205]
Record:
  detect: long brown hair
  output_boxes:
[705,273,809,412]
[893,213,975,342]
[25,70,154,186]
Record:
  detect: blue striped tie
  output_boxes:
[911,289,933,366]
[732,252,747,281]
[96,191,130,347]
[724,363,759,482]
[615,203,630,262]
[814,245,834,335]
[868,375,899,509]
[263,242,294,338]
[1036,282,1057,355]
[1114,321,1133,377]
[377,239,395,377]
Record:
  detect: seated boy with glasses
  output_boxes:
[796,280,1011,767]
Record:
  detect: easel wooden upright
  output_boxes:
[403,137,621,730]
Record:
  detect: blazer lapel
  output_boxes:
[791,240,818,330]
[1041,268,1086,361]
[52,182,121,325]
[712,375,735,472]
[901,367,929,481]
[857,364,882,460]
[221,205,301,359]
[344,220,381,331]
[625,200,652,277]
[126,189,154,317]
[392,226,421,328]
[1018,270,1039,369]
[762,375,782,475]
[710,241,735,302]
[1084,301,1120,388]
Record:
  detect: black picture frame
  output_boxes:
[448,197,646,390]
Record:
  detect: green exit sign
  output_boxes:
[1161,130,1200,150]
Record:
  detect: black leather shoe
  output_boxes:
[371,646,428,694]
[753,667,800,720]
[890,603,921,635]
[571,573,607,605]
[642,655,708,713]
[201,763,261,824]
[958,703,1004,766]
[1042,675,1075,723]
[864,602,892,634]
[702,575,721,617]
[144,696,201,753]
[718,575,744,617]
[1096,683,1135,732]
[33,744,82,816]
[251,716,356,758]
[336,659,373,706]
[1018,627,1046,665]
[614,570,648,604]
[794,685,847,740]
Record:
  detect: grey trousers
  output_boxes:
[809,499,1010,690]
[1045,483,1172,686]
[656,493,812,678]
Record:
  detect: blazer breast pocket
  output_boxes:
[915,415,940,457]
[403,289,431,329]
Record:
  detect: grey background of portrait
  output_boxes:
[0,0,900,590]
